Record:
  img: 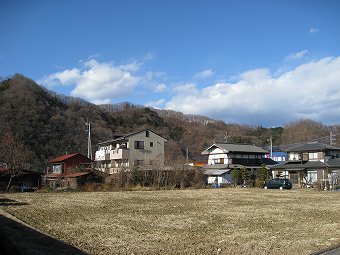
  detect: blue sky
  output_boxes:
[1,0,340,127]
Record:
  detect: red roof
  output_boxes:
[0,167,9,173]
[0,168,42,175]
[49,153,83,163]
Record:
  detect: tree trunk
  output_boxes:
[6,174,13,192]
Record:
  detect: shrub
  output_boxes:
[255,165,269,188]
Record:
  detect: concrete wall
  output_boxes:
[127,130,166,168]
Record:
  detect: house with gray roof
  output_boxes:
[269,142,340,189]
[201,143,273,185]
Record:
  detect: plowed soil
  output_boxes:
[1,188,340,255]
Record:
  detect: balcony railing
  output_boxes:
[95,149,130,161]
[95,150,110,161]
[110,148,130,160]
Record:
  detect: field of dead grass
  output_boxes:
[1,188,340,255]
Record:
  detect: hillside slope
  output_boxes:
[0,74,338,171]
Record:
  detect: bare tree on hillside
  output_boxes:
[0,131,31,191]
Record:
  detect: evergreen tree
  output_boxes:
[256,165,269,187]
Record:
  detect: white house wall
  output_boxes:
[207,174,232,185]
[207,147,229,165]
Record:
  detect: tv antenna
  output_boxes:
[224,131,231,143]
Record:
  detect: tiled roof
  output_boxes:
[303,160,327,168]
[98,129,168,145]
[202,143,268,155]
[270,161,306,170]
[203,169,230,176]
[203,164,229,169]
[326,158,340,167]
[49,153,81,163]
[262,158,278,166]
[287,142,340,152]
[270,159,340,170]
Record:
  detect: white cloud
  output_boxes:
[143,71,167,83]
[118,61,142,72]
[309,27,320,34]
[165,57,340,126]
[154,83,167,93]
[145,98,165,109]
[285,50,309,61]
[143,52,156,61]
[39,69,81,86]
[193,69,215,79]
[39,59,141,103]
[173,83,198,94]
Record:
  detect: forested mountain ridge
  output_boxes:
[0,74,339,171]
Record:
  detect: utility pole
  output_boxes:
[85,120,92,160]
[268,136,273,158]
[330,131,336,146]
[186,147,189,163]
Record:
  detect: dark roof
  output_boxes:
[303,160,327,168]
[203,164,229,170]
[287,142,340,152]
[98,129,168,145]
[0,168,43,175]
[202,143,268,155]
[262,158,278,166]
[269,162,305,170]
[270,159,340,171]
[326,158,340,167]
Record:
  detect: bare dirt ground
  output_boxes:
[1,188,340,255]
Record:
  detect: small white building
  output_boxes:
[201,142,270,185]
[202,143,268,166]
[203,168,232,185]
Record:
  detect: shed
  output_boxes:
[0,168,42,191]
[203,167,232,185]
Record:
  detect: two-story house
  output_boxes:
[95,129,167,174]
[201,143,272,185]
[45,153,92,189]
[269,142,340,188]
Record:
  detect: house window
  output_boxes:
[150,142,154,147]
[134,160,145,166]
[134,141,144,149]
[146,130,150,137]
[307,171,318,183]
[309,152,318,160]
[52,164,62,174]
[213,158,224,164]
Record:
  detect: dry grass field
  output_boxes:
[1,188,340,255]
